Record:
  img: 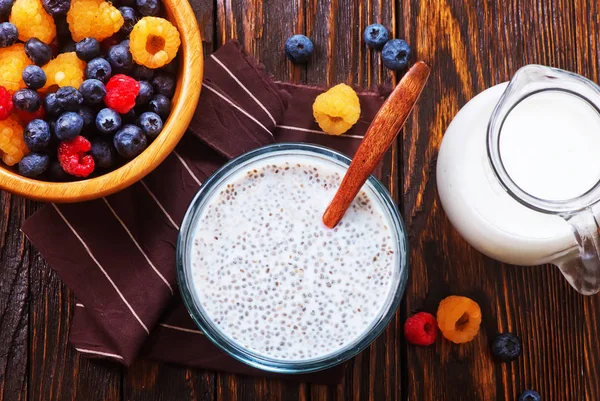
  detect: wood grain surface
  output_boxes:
[0,1,598,401]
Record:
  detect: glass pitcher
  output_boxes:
[487,64,600,295]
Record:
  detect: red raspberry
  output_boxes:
[404,312,438,346]
[16,105,46,125]
[0,86,13,120]
[58,136,95,177]
[104,74,139,114]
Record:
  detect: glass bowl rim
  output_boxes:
[176,142,409,374]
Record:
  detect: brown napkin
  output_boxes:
[21,41,387,384]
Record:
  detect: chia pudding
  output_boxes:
[189,154,400,361]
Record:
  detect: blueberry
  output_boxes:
[152,73,175,98]
[56,86,83,111]
[79,79,106,105]
[96,108,122,135]
[24,119,51,151]
[47,159,70,181]
[78,106,95,128]
[137,111,162,138]
[55,111,83,140]
[518,390,541,401]
[132,64,154,81]
[136,80,153,106]
[13,89,41,112]
[0,22,18,48]
[381,39,411,70]
[120,108,137,124]
[22,65,46,90]
[120,39,130,49]
[148,94,171,120]
[119,7,136,34]
[24,38,53,66]
[113,124,147,158]
[107,44,133,74]
[42,0,71,16]
[284,34,313,64]
[491,333,521,362]
[85,57,112,83]
[18,153,49,177]
[75,38,101,61]
[0,0,14,20]
[43,93,63,116]
[160,60,178,75]
[90,138,117,168]
[363,23,389,49]
[136,0,160,16]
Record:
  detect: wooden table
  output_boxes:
[0,1,598,400]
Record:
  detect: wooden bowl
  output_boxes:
[0,0,203,203]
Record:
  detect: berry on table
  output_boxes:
[0,43,32,92]
[9,0,56,43]
[55,86,83,111]
[42,0,71,16]
[436,295,482,344]
[135,80,153,106]
[148,93,170,119]
[518,390,541,401]
[381,39,411,70]
[284,34,313,64]
[132,63,153,81]
[78,106,94,127]
[312,83,361,135]
[404,312,438,346]
[90,137,116,168]
[43,52,87,89]
[79,78,106,105]
[43,93,62,116]
[13,89,41,112]
[0,22,19,48]
[55,111,83,140]
[151,73,175,98]
[75,38,101,61]
[95,107,121,134]
[24,119,51,151]
[67,0,124,42]
[137,111,161,138]
[0,86,13,120]
[491,333,521,362]
[22,65,47,90]
[363,23,389,49]
[0,115,28,165]
[104,73,139,113]
[24,38,53,66]
[18,152,49,177]
[0,0,14,20]
[107,44,133,73]
[113,124,145,158]
[57,135,94,177]
[85,57,112,83]
[130,17,180,68]
[136,0,159,16]
[119,6,137,34]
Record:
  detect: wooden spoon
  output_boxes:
[322,61,431,228]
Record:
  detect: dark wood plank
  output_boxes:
[400,0,591,400]
[28,225,122,401]
[0,194,28,401]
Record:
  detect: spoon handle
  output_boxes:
[322,61,431,228]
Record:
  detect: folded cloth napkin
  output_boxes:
[22,41,387,384]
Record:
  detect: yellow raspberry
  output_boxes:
[43,52,87,90]
[9,0,56,44]
[67,0,124,42]
[130,17,181,69]
[436,296,482,344]
[0,116,28,166]
[0,44,33,93]
[312,83,361,135]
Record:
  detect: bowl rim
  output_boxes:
[0,0,203,203]
[176,143,409,374]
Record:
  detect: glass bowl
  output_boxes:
[177,143,409,374]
